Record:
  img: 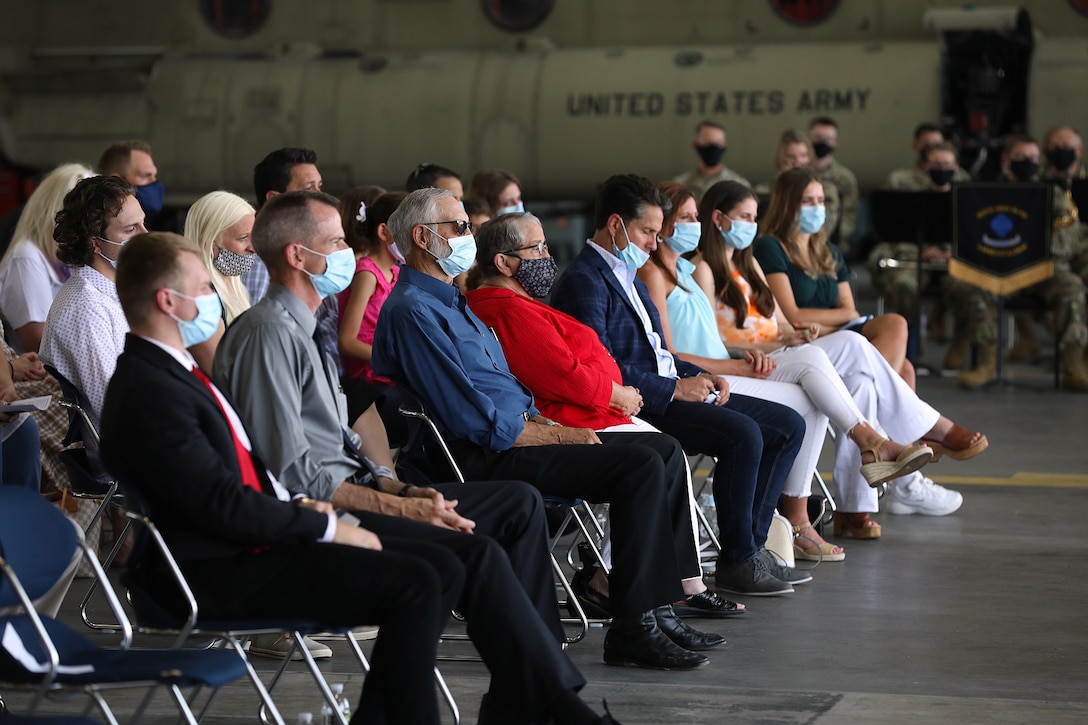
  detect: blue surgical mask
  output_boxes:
[300,245,356,298]
[665,222,701,255]
[135,181,164,215]
[95,236,127,269]
[427,228,477,277]
[614,219,650,270]
[168,290,222,347]
[496,202,525,216]
[720,219,758,250]
[798,205,826,234]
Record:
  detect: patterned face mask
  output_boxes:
[213,247,257,277]
[512,256,558,298]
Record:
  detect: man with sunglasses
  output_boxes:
[213,190,620,725]
[372,187,726,673]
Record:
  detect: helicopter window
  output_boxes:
[481,0,555,33]
[200,0,273,39]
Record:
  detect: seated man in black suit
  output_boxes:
[210,193,616,724]
[99,232,455,724]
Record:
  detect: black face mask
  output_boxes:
[812,142,834,159]
[1047,147,1077,172]
[928,168,955,187]
[695,144,726,167]
[1009,159,1040,182]
[512,256,558,298]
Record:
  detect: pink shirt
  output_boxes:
[338,256,399,384]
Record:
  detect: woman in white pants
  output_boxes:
[686,181,987,543]
[641,183,948,560]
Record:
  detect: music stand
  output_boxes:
[869,190,955,371]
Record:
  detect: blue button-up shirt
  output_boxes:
[371,266,538,452]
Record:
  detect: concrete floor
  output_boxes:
[5,286,1088,724]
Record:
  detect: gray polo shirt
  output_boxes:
[213,283,381,502]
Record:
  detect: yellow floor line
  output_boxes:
[814,472,1088,489]
[692,469,1088,489]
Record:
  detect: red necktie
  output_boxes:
[191,366,263,494]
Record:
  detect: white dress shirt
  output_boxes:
[587,240,678,379]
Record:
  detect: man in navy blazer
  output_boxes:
[99,232,455,723]
[552,174,808,598]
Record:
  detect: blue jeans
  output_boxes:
[1,417,41,491]
[644,393,804,567]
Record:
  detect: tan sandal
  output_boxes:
[792,521,845,562]
[920,424,989,462]
[833,512,882,540]
[860,438,933,487]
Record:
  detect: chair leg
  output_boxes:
[221,633,286,725]
[433,666,461,725]
[552,553,589,645]
[292,630,347,724]
[79,517,133,631]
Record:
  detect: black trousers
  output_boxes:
[175,540,458,725]
[643,393,805,566]
[449,432,687,618]
[359,481,585,720]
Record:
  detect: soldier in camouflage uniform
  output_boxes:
[672,120,751,201]
[1045,127,1088,302]
[809,116,860,255]
[958,135,1088,391]
[871,142,971,369]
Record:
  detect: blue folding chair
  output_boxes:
[0,487,247,724]
[114,477,460,725]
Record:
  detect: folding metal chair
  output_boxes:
[0,487,248,725]
[43,365,131,633]
[113,481,460,725]
[396,398,608,645]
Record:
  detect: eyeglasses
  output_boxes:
[425,220,474,236]
[501,240,549,257]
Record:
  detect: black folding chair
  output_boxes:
[396,398,609,645]
[43,365,133,634]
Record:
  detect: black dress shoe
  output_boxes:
[672,590,746,618]
[653,605,725,651]
[603,610,709,670]
[567,544,612,619]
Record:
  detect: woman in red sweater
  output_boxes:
[466,212,742,619]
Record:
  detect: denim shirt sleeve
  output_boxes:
[372,281,534,452]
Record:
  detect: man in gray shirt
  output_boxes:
[213,190,614,725]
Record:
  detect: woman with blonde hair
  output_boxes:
[0,163,94,352]
[182,190,256,370]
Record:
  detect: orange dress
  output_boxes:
[715,271,780,345]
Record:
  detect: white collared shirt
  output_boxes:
[140,336,336,543]
[587,240,678,379]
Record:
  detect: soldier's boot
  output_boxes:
[959,345,998,390]
[1062,345,1088,392]
[1008,312,1040,362]
[943,337,969,371]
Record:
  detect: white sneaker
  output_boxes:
[247,633,333,661]
[885,476,963,516]
[310,626,379,641]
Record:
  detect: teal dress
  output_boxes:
[752,235,850,310]
[665,257,732,360]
